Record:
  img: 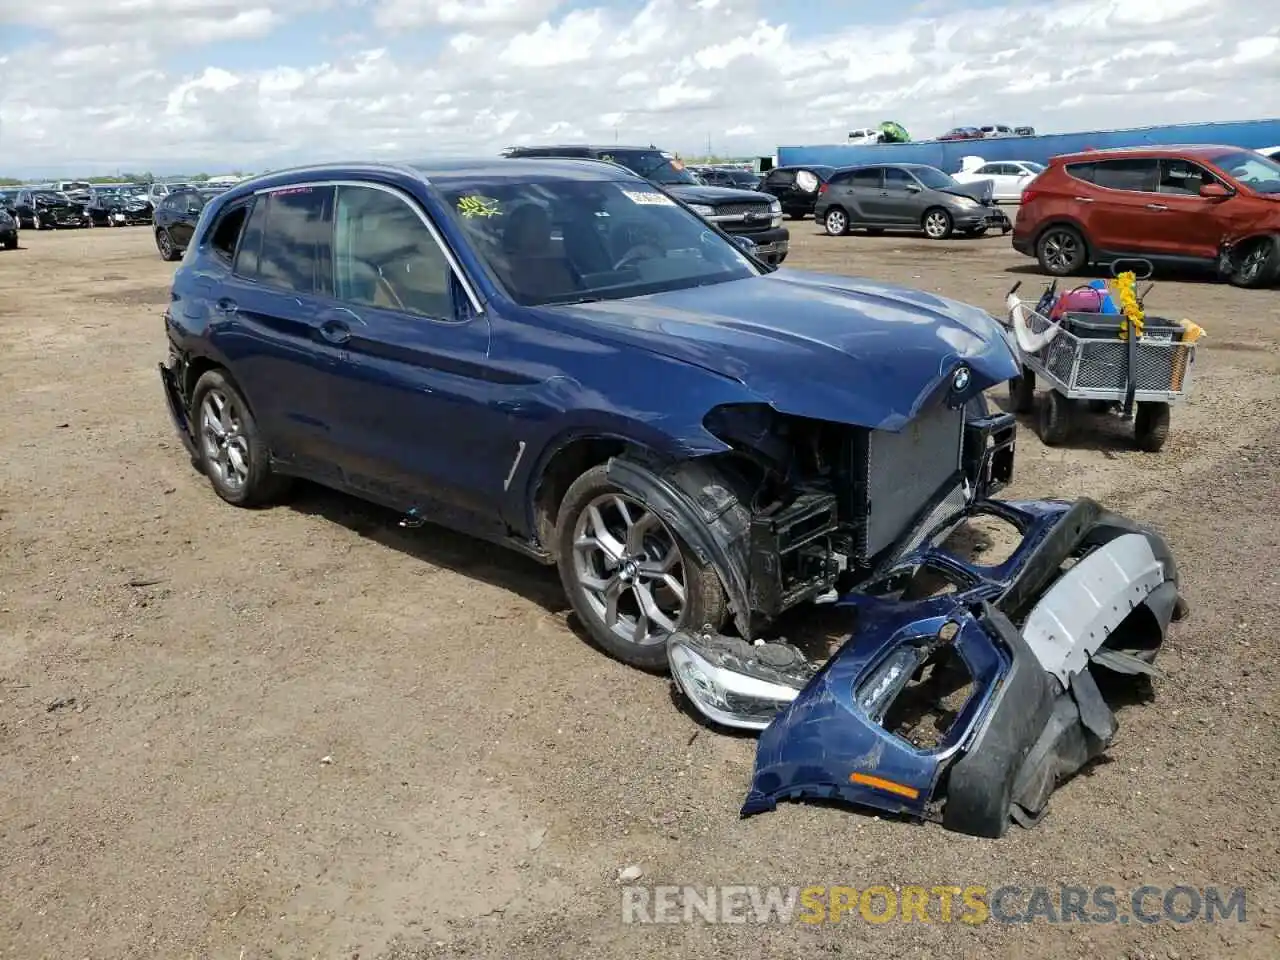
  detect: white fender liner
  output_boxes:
[1021,532,1166,686]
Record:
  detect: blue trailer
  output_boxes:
[777,118,1280,174]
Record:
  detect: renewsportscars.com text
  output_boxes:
[621,884,1247,926]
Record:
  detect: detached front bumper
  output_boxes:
[667,497,1184,837]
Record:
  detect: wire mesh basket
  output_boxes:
[1020,306,1196,398]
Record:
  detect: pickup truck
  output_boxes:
[502,144,789,265]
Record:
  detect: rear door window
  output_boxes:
[1090,159,1159,192]
[849,168,883,190]
[249,187,335,295]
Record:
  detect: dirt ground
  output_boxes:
[2,218,1278,960]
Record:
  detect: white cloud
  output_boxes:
[0,0,1276,173]
[373,0,562,30]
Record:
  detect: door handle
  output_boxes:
[318,319,351,344]
[1145,203,1168,211]
[1073,197,1094,203]
[212,297,238,315]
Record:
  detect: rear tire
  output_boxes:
[554,463,729,673]
[823,208,848,236]
[156,228,181,261]
[1036,225,1087,276]
[1037,390,1074,445]
[190,370,291,507]
[1134,402,1171,452]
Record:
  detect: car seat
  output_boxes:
[500,203,580,300]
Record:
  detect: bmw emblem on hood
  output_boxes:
[952,365,971,392]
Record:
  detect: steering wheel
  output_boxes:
[612,243,663,271]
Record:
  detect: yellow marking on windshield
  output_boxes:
[457,195,500,218]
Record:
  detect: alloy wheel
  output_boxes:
[1040,230,1081,273]
[825,210,846,235]
[924,211,951,239]
[1238,245,1268,284]
[199,389,250,493]
[157,230,173,259]
[571,493,687,648]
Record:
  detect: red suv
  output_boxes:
[1012,145,1280,288]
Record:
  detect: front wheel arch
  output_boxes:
[554,459,734,671]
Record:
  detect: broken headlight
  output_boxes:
[667,633,810,731]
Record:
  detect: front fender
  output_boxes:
[605,456,754,632]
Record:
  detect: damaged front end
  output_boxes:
[668,497,1185,838]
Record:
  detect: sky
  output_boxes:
[0,0,1277,177]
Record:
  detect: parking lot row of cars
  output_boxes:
[7,145,1280,288]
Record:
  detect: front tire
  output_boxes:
[554,464,728,672]
[922,207,953,240]
[190,370,290,507]
[1228,237,1279,289]
[1008,367,1035,414]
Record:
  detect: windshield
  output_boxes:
[1211,150,1280,194]
[0,190,16,203]
[914,167,958,190]
[599,150,698,186]
[439,176,759,307]
[34,191,65,201]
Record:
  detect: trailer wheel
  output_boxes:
[1008,367,1035,414]
[1134,402,1171,452]
[1037,390,1074,446]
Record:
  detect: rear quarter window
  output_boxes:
[1065,162,1095,183]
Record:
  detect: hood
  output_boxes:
[546,269,1019,430]
[665,184,774,206]
[945,180,993,203]
[34,195,78,209]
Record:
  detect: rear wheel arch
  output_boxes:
[1035,218,1091,255]
[181,356,263,425]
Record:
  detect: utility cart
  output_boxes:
[1002,261,1203,452]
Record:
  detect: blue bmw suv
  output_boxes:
[160,157,1185,837]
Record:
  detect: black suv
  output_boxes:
[502,145,789,265]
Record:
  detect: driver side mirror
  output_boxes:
[904,183,922,192]
[1199,182,1232,200]
[730,235,758,255]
